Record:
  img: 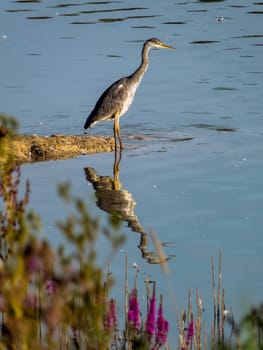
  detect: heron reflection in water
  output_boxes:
[84,38,175,150]
[84,150,174,264]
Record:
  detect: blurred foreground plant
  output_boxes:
[1,114,262,350]
[0,114,18,169]
[0,165,124,348]
[0,115,170,349]
[0,164,169,349]
[177,254,263,350]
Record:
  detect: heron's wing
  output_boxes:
[84,77,130,129]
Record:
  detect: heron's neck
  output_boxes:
[129,43,151,85]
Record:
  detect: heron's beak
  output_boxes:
[160,42,176,50]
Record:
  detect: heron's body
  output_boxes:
[84,38,175,149]
[84,76,140,129]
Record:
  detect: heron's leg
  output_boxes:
[116,118,123,150]
[115,115,123,149]
[113,119,118,150]
[113,114,123,150]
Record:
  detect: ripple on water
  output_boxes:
[229,5,247,8]
[21,4,151,23]
[49,3,82,8]
[187,123,236,132]
[191,40,220,44]
[60,13,80,17]
[27,16,53,20]
[131,25,155,29]
[5,9,32,13]
[212,86,239,91]
[193,79,210,84]
[99,17,124,22]
[88,1,122,4]
[247,10,263,14]
[187,9,208,13]
[59,36,75,40]
[14,0,40,3]
[224,47,241,51]
[70,21,96,24]
[106,54,122,58]
[233,34,263,39]
[79,7,147,14]
[162,21,187,25]
[199,0,225,2]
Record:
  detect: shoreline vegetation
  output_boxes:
[0,115,262,349]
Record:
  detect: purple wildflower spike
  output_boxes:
[146,284,156,341]
[45,278,56,296]
[24,294,38,310]
[127,288,140,331]
[26,254,42,274]
[105,299,118,331]
[110,299,118,330]
[155,295,169,347]
[185,318,194,347]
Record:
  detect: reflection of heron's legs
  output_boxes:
[138,232,149,258]
[113,148,122,190]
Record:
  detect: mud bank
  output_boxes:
[2,134,115,164]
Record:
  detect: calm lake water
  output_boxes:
[1,0,263,338]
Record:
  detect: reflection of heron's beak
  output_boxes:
[160,43,176,50]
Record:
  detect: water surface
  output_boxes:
[1,0,263,337]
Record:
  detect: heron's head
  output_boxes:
[145,38,176,50]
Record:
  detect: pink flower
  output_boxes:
[185,318,194,347]
[24,294,38,310]
[146,284,156,341]
[155,296,169,347]
[45,278,56,296]
[24,243,42,274]
[26,255,42,273]
[105,299,118,331]
[127,288,140,331]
